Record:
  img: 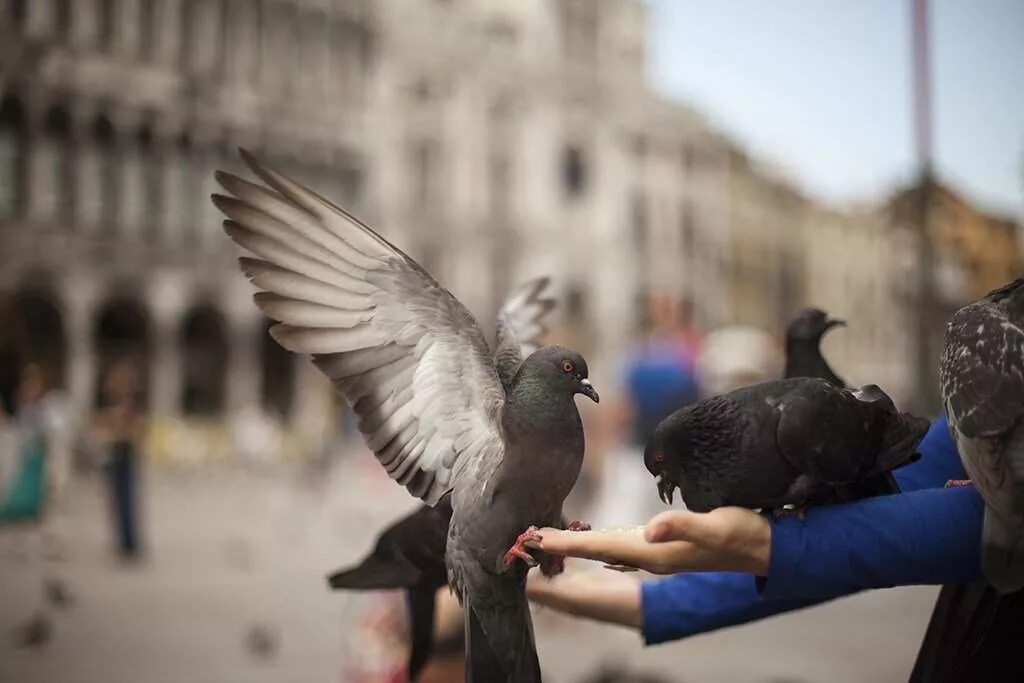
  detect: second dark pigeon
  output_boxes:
[783,308,900,502]
[784,307,846,387]
[644,378,928,513]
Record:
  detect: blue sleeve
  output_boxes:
[640,417,979,643]
[641,572,823,645]
[761,484,983,599]
[892,416,965,492]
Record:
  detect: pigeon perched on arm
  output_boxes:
[784,307,847,387]
[212,150,598,683]
[940,278,1024,593]
[325,277,557,682]
[783,308,900,502]
[643,378,928,514]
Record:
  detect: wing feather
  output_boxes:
[214,150,505,505]
[493,277,556,388]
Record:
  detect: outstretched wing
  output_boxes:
[213,150,505,505]
[941,303,1024,440]
[493,277,556,388]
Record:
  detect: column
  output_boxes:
[62,274,99,424]
[223,281,261,419]
[147,272,186,419]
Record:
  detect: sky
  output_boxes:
[646,0,1024,219]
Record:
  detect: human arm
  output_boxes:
[526,569,643,629]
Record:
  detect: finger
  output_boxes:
[523,527,564,551]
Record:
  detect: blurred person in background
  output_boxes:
[589,294,701,529]
[91,358,146,561]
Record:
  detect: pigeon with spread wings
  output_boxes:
[212,150,597,682]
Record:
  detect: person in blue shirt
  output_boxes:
[526,416,984,648]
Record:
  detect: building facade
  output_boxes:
[0,0,740,461]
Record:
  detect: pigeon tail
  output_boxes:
[464,591,541,683]
[981,509,1024,594]
[406,587,437,682]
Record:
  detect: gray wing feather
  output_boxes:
[213,150,505,505]
[493,277,556,388]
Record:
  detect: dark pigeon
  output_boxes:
[940,278,1024,593]
[326,278,557,682]
[643,378,928,513]
[328,505,450,682]
[912,279,1024,681]
[43,577,74,610]
[783,308,900,502]
[12,612,51,649]
[784,307,846,388]
[212,151,598,683]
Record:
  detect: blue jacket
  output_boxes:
[641,417,985,645]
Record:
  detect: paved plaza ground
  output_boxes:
[1,455,940,683]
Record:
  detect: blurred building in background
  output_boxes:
[0,0,1018,462]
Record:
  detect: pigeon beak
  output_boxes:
[656,472,676,505]
[825,318,846,331]
[578,378,600,403]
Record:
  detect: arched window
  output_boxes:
[562,145,587,198]
[36,103,73,225]
[0,93,28,219]
[11,285,67,388]
[259,321,295,419]
[94,296,151,407]
[180,305,228,417]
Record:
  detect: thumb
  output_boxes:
[644,510,709,544]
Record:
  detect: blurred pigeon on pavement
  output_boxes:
[12,611,51,649]
[43,577,74,609]
[244,623,279,661]
[213,151,598,682]
[644,378,928,513]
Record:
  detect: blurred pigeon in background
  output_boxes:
[644,378,928,513]
[784,308,846,387]
[12,611,51,649]
[213,151,598,683]
[783,308,900,502]
[43,577,74,610]
[327,278,557,681]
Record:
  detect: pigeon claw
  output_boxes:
[566,520,591,532]
[944,479,973,489]
[503,526,542,568]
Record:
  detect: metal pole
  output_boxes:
[911,0,938,413]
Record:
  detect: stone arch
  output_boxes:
[179,304,229,417]
[94,295,152,407]
[259,319,295,419]
[0,91,28,218]
[10,280,67,389]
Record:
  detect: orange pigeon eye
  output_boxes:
[654,452,665,463]
[562,361,574,373]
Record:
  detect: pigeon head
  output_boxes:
[523,345,599,403]
[643,421,685,505]
[786,308,845,344]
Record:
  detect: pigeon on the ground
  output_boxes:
[43,577,74,609]
[12,611,51,649]
[783,308,900,502]
[940,278,1024,593]
[329,505,450,681]
[212,150,598,683]
[326,278,558,681]
[784,308,846,387]
[244,623,279,660]
[643,378,928,513]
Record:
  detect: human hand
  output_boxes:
[526,507,771,576]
